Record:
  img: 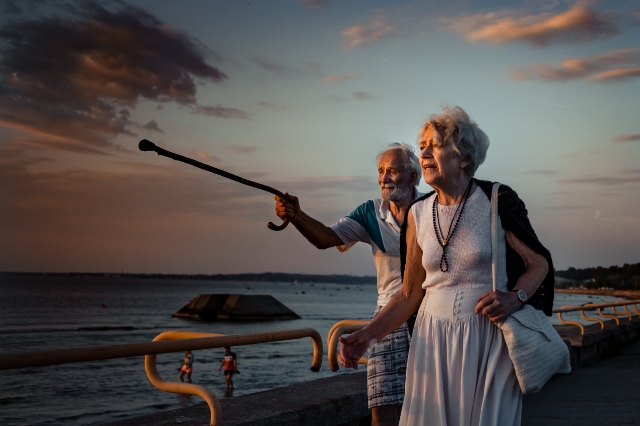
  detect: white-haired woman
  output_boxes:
[339,106,555,425]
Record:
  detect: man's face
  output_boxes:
[377,150,415,202]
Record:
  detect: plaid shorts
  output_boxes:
[367,305,410,408]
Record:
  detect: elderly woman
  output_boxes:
[339,106,554,425]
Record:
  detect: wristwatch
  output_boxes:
[512,289,527,304]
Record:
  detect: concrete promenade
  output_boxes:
[522,340,640,426]
[104,340,640,426]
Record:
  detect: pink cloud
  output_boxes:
[509,47,640,82]
[322,73,359,83]
[341,15,396,49]
[446,4,619,46]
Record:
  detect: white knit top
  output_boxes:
[411,188,509,291]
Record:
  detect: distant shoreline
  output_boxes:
[555,288,640,299]
[0,271,377,285]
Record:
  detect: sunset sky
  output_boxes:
[1,0,638,275]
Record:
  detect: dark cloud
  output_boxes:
[258,101,285,112]
[250,56,299,75]
[0,1,245,153]
[2,0,21,14]
[353,91,372,101]
[142,120,163,133]
[190,105,249,119]
[613,134,640,142]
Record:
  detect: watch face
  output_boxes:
[517,290,527,302]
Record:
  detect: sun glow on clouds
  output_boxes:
[446,4,619,46]
[341,14,396,49]
[510,47,640,82]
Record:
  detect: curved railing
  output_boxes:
[0,328,323,426]
[554,300,640,335]
[326,300,640,370]
[327,320,370,371]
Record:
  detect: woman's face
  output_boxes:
[419,126,467,188]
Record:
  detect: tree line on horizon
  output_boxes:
[555,262,640,290]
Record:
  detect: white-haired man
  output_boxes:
[274,143,422,426]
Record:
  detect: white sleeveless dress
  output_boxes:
[399,189,522,426]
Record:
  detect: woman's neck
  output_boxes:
[433,177,475,206]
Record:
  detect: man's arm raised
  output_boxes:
[275,194,344,249]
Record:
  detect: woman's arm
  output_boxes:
[338,210,426,369]
[475,230,549,322]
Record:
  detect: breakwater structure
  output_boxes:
[173,294,301,321]
[0,299,638,426]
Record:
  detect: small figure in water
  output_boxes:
[178,350,194,383]
[218,346,238,391]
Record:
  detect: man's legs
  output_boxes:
[372,405,400,426]
[367,307,410,426]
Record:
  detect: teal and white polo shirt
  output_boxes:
[329,189,423,307]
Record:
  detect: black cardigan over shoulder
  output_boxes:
[400,178,555,317]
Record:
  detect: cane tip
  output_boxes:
[138,139,156,152]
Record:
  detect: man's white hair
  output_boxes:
[375,142,421,187]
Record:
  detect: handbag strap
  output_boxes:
[491,182,500,292]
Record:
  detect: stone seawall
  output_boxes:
[102,317,640,426]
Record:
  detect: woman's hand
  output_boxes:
[475,290,521,323]
[338,328,375,369]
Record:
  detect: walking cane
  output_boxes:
[138,139,289,231]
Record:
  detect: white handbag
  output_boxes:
[490,182,571,395]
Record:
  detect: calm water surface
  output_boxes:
[0,275,623,425]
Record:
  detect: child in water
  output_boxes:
[178,350,194,383]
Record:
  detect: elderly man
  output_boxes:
[274,143,422,426]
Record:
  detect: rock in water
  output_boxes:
[173,294,301,321]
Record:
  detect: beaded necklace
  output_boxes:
[432,179,473,272]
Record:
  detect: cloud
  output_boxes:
[250,56,299,75]
[353,91,372,101]
[195,150,221,161]
[297,0,327,10]
[558,176,640,186]
[510,47,640,82]
[258,101,285,112]
[224,145,259,154]
[323,73,359,83]
[446,4,619,46]
[190,105,249,119]
[522,169,559,175]
[341,14,396,49]
[613,134,640,142]
[142,120,164,133]
[0,1,244,154]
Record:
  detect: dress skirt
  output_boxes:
[399,288,522,426]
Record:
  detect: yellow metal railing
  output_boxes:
[0,328,323,426]
[554,300,640,335]
[327,320,370,371]
[326,300,640,370]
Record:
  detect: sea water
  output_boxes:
[0,275,623,425]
